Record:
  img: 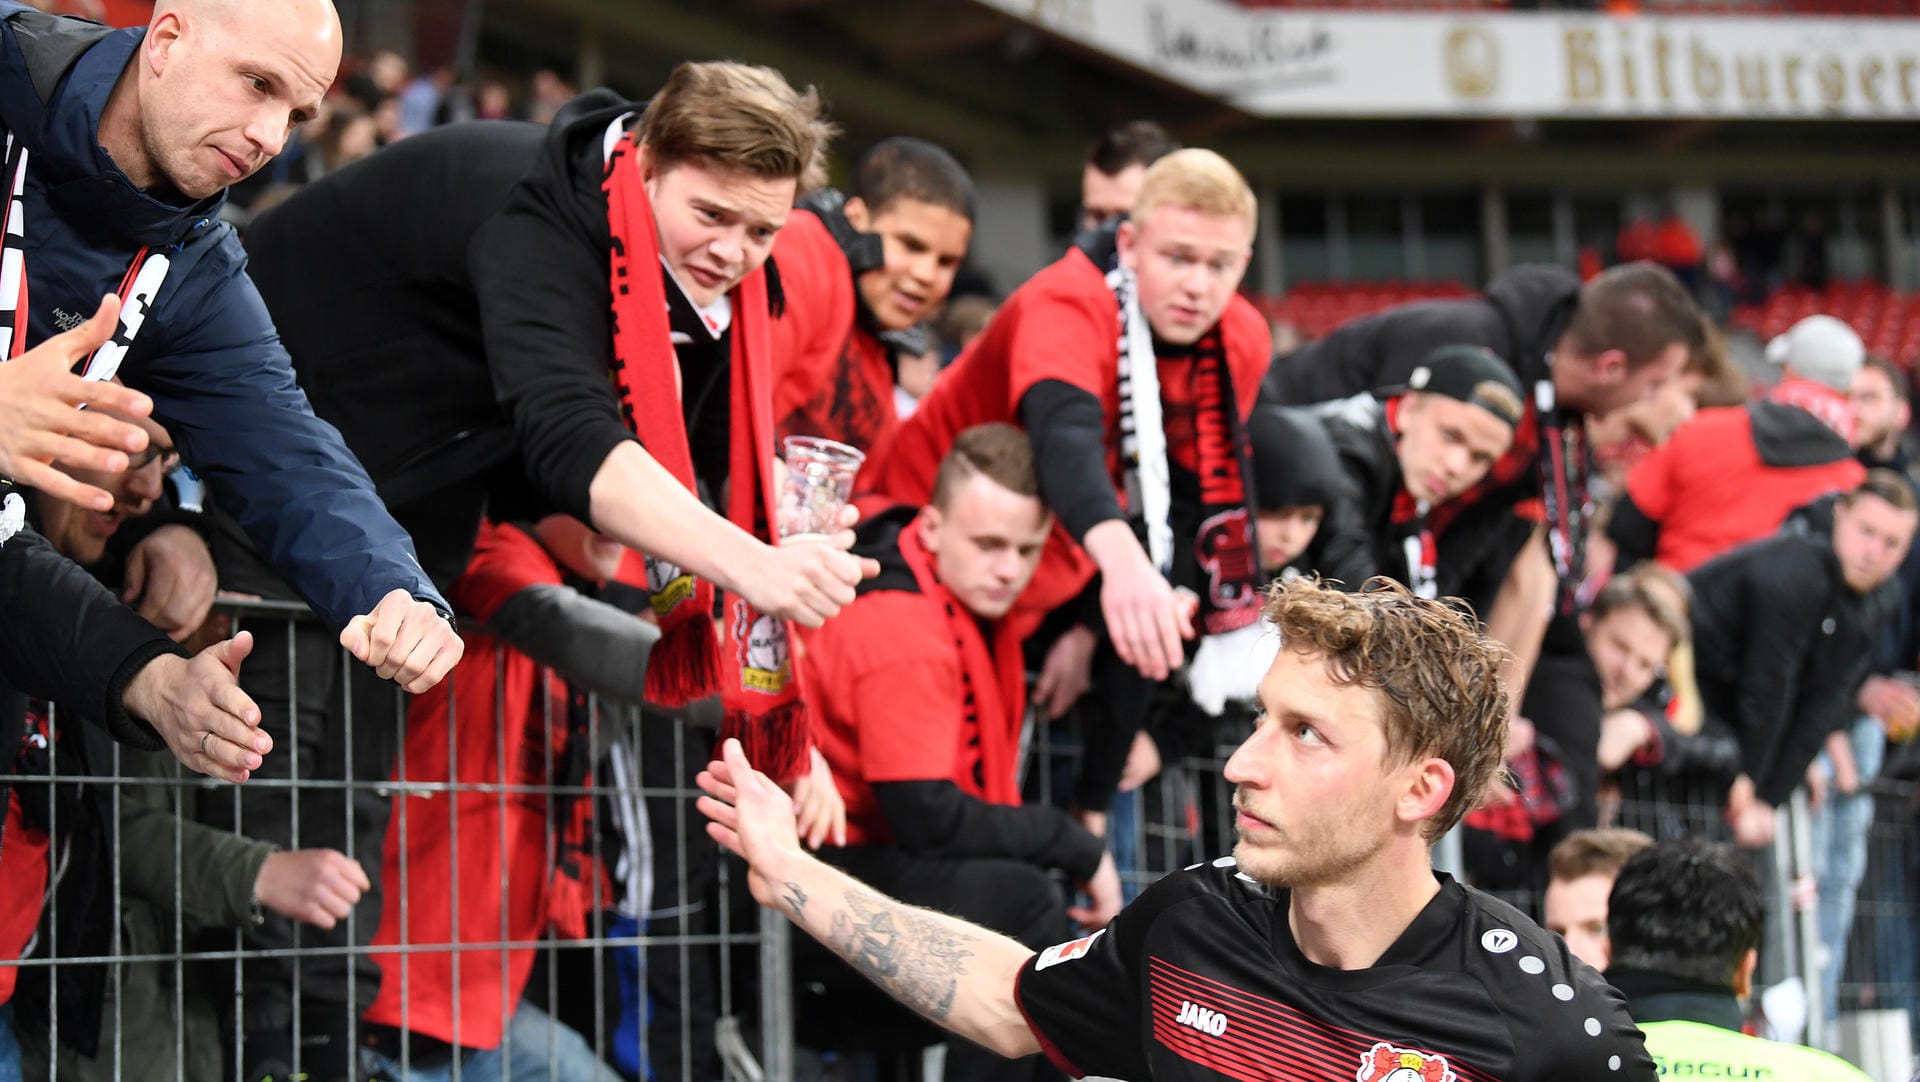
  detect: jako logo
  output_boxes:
[1175,1000,1228,1036]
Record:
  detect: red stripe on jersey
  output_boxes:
[1148,957,1501,1082]
[1149,969,1360,1076]
[1150,988,1351,1080]
[1153,1012,1338,1082]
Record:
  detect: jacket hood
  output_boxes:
[1249,405,1346,510]
[851,503,920,596]
[1749,398,1856,468]
[1481,263,1581,382]
[1783,490,1840,538]
[1,15,226,248]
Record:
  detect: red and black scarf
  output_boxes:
[1184,328,1262,636]
[1531,384,1593,617]
[603,134,808,781]
[1110,268,1260,637]
[897,516,1025,805]
[1427,380,1592,615]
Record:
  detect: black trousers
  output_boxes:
[801,846,1070,1082]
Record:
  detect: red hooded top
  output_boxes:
[365,521,605,1049]
[771,208,899,461]
[1617,380,1865,573]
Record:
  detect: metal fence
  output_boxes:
[7,600,1917,1080]
[4,598,783,1082]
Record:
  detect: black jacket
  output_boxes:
[1266,266,1581,614]
[1,528,175,749]
[244,92,689,590]
[1306,394,1415,589]
[1688,531,1897,806]
[1,527,181,852]
[243,118,549,587]
[1854,445,1920,674]
[1263,264,1577,407]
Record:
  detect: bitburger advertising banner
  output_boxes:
[980,0,1920,119]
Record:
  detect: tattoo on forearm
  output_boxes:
[827,885,977,1021]
[782,881,808,918]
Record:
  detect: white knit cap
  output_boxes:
[1764,314,1865,392]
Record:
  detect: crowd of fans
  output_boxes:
[0,2,1916,1081]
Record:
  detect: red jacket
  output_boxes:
[802,512,1027,846]
[869,246,1269,637]
[770,208,898,461]
[364,522,604,1049]
[1611,383,1865,573]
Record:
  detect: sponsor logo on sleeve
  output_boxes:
[1034,929,1106,972]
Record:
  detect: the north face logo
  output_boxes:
[51,307,84,331]
[1174,1000,1228,1036]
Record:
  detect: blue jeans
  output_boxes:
[1809,715,1886,1023]
[359,1001,620,1082]
[1107,787,1142,904]
[0,1003,20,1082]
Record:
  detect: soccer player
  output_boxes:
[698,578,1655,1081]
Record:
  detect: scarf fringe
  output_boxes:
[721,700,809,784]
[643,618,723,706]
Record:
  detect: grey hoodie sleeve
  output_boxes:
[483,583,660,705]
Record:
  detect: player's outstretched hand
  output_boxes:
[698,738,807,910]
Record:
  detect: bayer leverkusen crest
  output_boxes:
[1356,1042,1456,1082]
[733,597,790,694]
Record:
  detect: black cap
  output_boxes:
[1248,406,1346,511]
[1404,345,1526,428]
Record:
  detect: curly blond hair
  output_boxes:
[1262,577,1510,838]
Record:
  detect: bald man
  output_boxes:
[0,4,457,1079]
[0,0,458,679]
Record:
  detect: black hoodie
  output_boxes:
[1262,264,1578,406]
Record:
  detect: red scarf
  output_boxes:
[603,134,808,781]
[897,516,1025,806]
[1382,396,1440,599]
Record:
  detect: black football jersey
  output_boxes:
[1016,860,1654,1081]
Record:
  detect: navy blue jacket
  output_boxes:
[0,4,444,630]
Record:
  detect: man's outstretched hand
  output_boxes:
[340,589,463,692]
[0,295,154,511]
[121,631,270,784]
